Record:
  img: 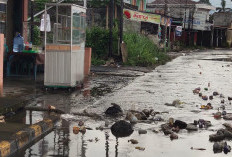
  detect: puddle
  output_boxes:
[5,49,232,156]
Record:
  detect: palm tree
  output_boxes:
[221,0,226,12]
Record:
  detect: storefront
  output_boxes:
[0,0,28,50]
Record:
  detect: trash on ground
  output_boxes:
[186,124,198,131]
[138,129,147,134]
[73,126,80,134]
[128,139,138,144]
[202,96,208,101]
[105,103,123,117]
[213,92,219,96]
[190,147,206,151]
[78,121,84,126]
[200,103,213,110]
[111,120,133,137]
[170,133,178,140]
[213,141,231,154]
[135,146,145,151]
[214,112,222,119]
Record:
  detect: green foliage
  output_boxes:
[34,0,51,13]
[32,26,42,46]
[123,32,169,66]
[91,57,106,65]
[221,0,226,12]
[86,27,118,59]
[88,0,110,8]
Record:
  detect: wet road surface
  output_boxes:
[16,49,232,157]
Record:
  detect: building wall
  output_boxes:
[214,12,232,27]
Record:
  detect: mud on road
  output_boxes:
[14,49,232,157]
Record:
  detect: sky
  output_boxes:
[200,0,232,8]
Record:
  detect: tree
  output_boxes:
[199,0,211,5]
[221,0,226,12]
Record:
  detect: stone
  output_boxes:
[128,139,138,144]
[142,109,150,117]
[174,120,187,129]
[213,92,219,96]
[186,124,198,131]
[78,121,84,126]
[202,96,208,101]
[170,133,178,140]
[213,142,223,153]
[105,103,123,116]
[111,120,134,137]
[138,129,147,134]
[209,95,213,100]
[135,113,147,120]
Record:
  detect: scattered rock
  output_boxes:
[111,120,133,137]
[128,139,138,144]
[186,124,198,131]
[142,109,150,117]
[126,112,138,123]
[78,121,84,126]
[135,113,147,120]
[170,133,178,140]
[96,126,104,131]
[174,120,187,129]
[202,96,208,101]
[209,96,213,100]
[213,92,219,96]
[80,126,86,134]
[105,103,123,116]
[213,142,231,154]
[135,146,145,151]
[214,112,222,119]
[138,129,147,134]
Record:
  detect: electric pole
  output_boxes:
[31,0,34,43]
[109,0,114,57]
[164,0,167,52]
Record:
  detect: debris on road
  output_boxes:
[73,126,80,134]
[190,147,206,151]
[170,133,178,140]
[105,103,123,117]
[213,142,231,154]
[0,116,5,123]
[128,139,138,144]
[135,146,145,151]
[138,129,147,134]
[111,120,133,137]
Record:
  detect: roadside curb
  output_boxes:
[0,115,59,157]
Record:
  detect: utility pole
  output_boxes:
[183,0,187,44]
[30,0,34,43]
[109,0,114,57]
[119,0,124,57]
[164,0,167,52]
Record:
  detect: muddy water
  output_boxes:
[19,49,232,157]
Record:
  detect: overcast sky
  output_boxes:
[200,0,232,8]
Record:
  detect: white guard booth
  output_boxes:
[44,3,86,88]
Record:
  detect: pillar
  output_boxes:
[0,34,4,96]
[22,0,28,42]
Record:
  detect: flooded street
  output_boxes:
[16,49,232,157]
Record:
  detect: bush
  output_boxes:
[86,27,119,60]
[123,32,169,66]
